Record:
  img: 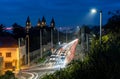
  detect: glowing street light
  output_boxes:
[91,8,97,14]
[91,8,102,44]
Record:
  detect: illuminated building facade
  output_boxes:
[0,37,26,72]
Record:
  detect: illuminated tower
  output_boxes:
[50,18,55,28]
[41,16,46,27]
[37,18,43,58]
[50,18,55,53]
[26,16,31,32]
[37,18,41,28]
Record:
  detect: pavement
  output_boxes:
[15,39,80,79]
[15,57,49,79]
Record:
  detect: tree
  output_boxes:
[0,24,12,36]
[12,23,26,39]
[104,10,120,33]
[0,24,4,33]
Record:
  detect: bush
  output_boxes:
[0,71,16,79]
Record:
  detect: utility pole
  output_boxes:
[51,28,53,53]
[26,16,31,66]
[66,29,67,43]
[40,29,42,58]
[100,11,102,44]
[58,28,59,44]
[26,27,30,66]
[26,35,30,66]
[18,38,21,78]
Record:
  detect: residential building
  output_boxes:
[0,37,26,72]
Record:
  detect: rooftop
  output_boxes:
[0,36,18,48]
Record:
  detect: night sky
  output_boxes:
[0,0,120,27]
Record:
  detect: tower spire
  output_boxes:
[41,16,46,27]
[37,18,41,27]
[26,16,31,32]
[50,18,55,28]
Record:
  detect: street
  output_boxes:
[19,39,78,79]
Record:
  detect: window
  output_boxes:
[5,62,12,69]
[6,52,11,57]
[0,53,2,56]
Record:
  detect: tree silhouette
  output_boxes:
[12,23,26,39]
[105,10,120,33]
[0,24,4,33]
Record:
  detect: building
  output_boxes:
[37,18,41,28]
[26,16,31,33]
[50,18,55,28]
[0,37,26,72]
[41,16,46,27]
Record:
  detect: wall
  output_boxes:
[0,47,18,71]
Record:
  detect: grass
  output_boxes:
[37,57,46,63]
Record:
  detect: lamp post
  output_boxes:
[57,27,60,44]
[100,11,102,44]
[26,26,30,66]
[18,38,21,78]
[91,9,102,44]
[26,34,30,66]
[66,29,67,43]
[40,29,42,58]
[51,28,53,53]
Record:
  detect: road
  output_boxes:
[19,39,79,79]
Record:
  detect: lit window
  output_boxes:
[6,52,11,57]
[5,62,12,69]
[0,53,2,56]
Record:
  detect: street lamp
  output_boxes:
[51,28,53,53]
[26,32,30,66]
[57,27,60,44]
[91,9,97,14]
[18,38,21,78]
[91,8,102,44]
[40,29,42,58]
[66,29,67,43]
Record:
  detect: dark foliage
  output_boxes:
[104,10,120,33]
[0,71,16,79]
[12,23,26,39]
